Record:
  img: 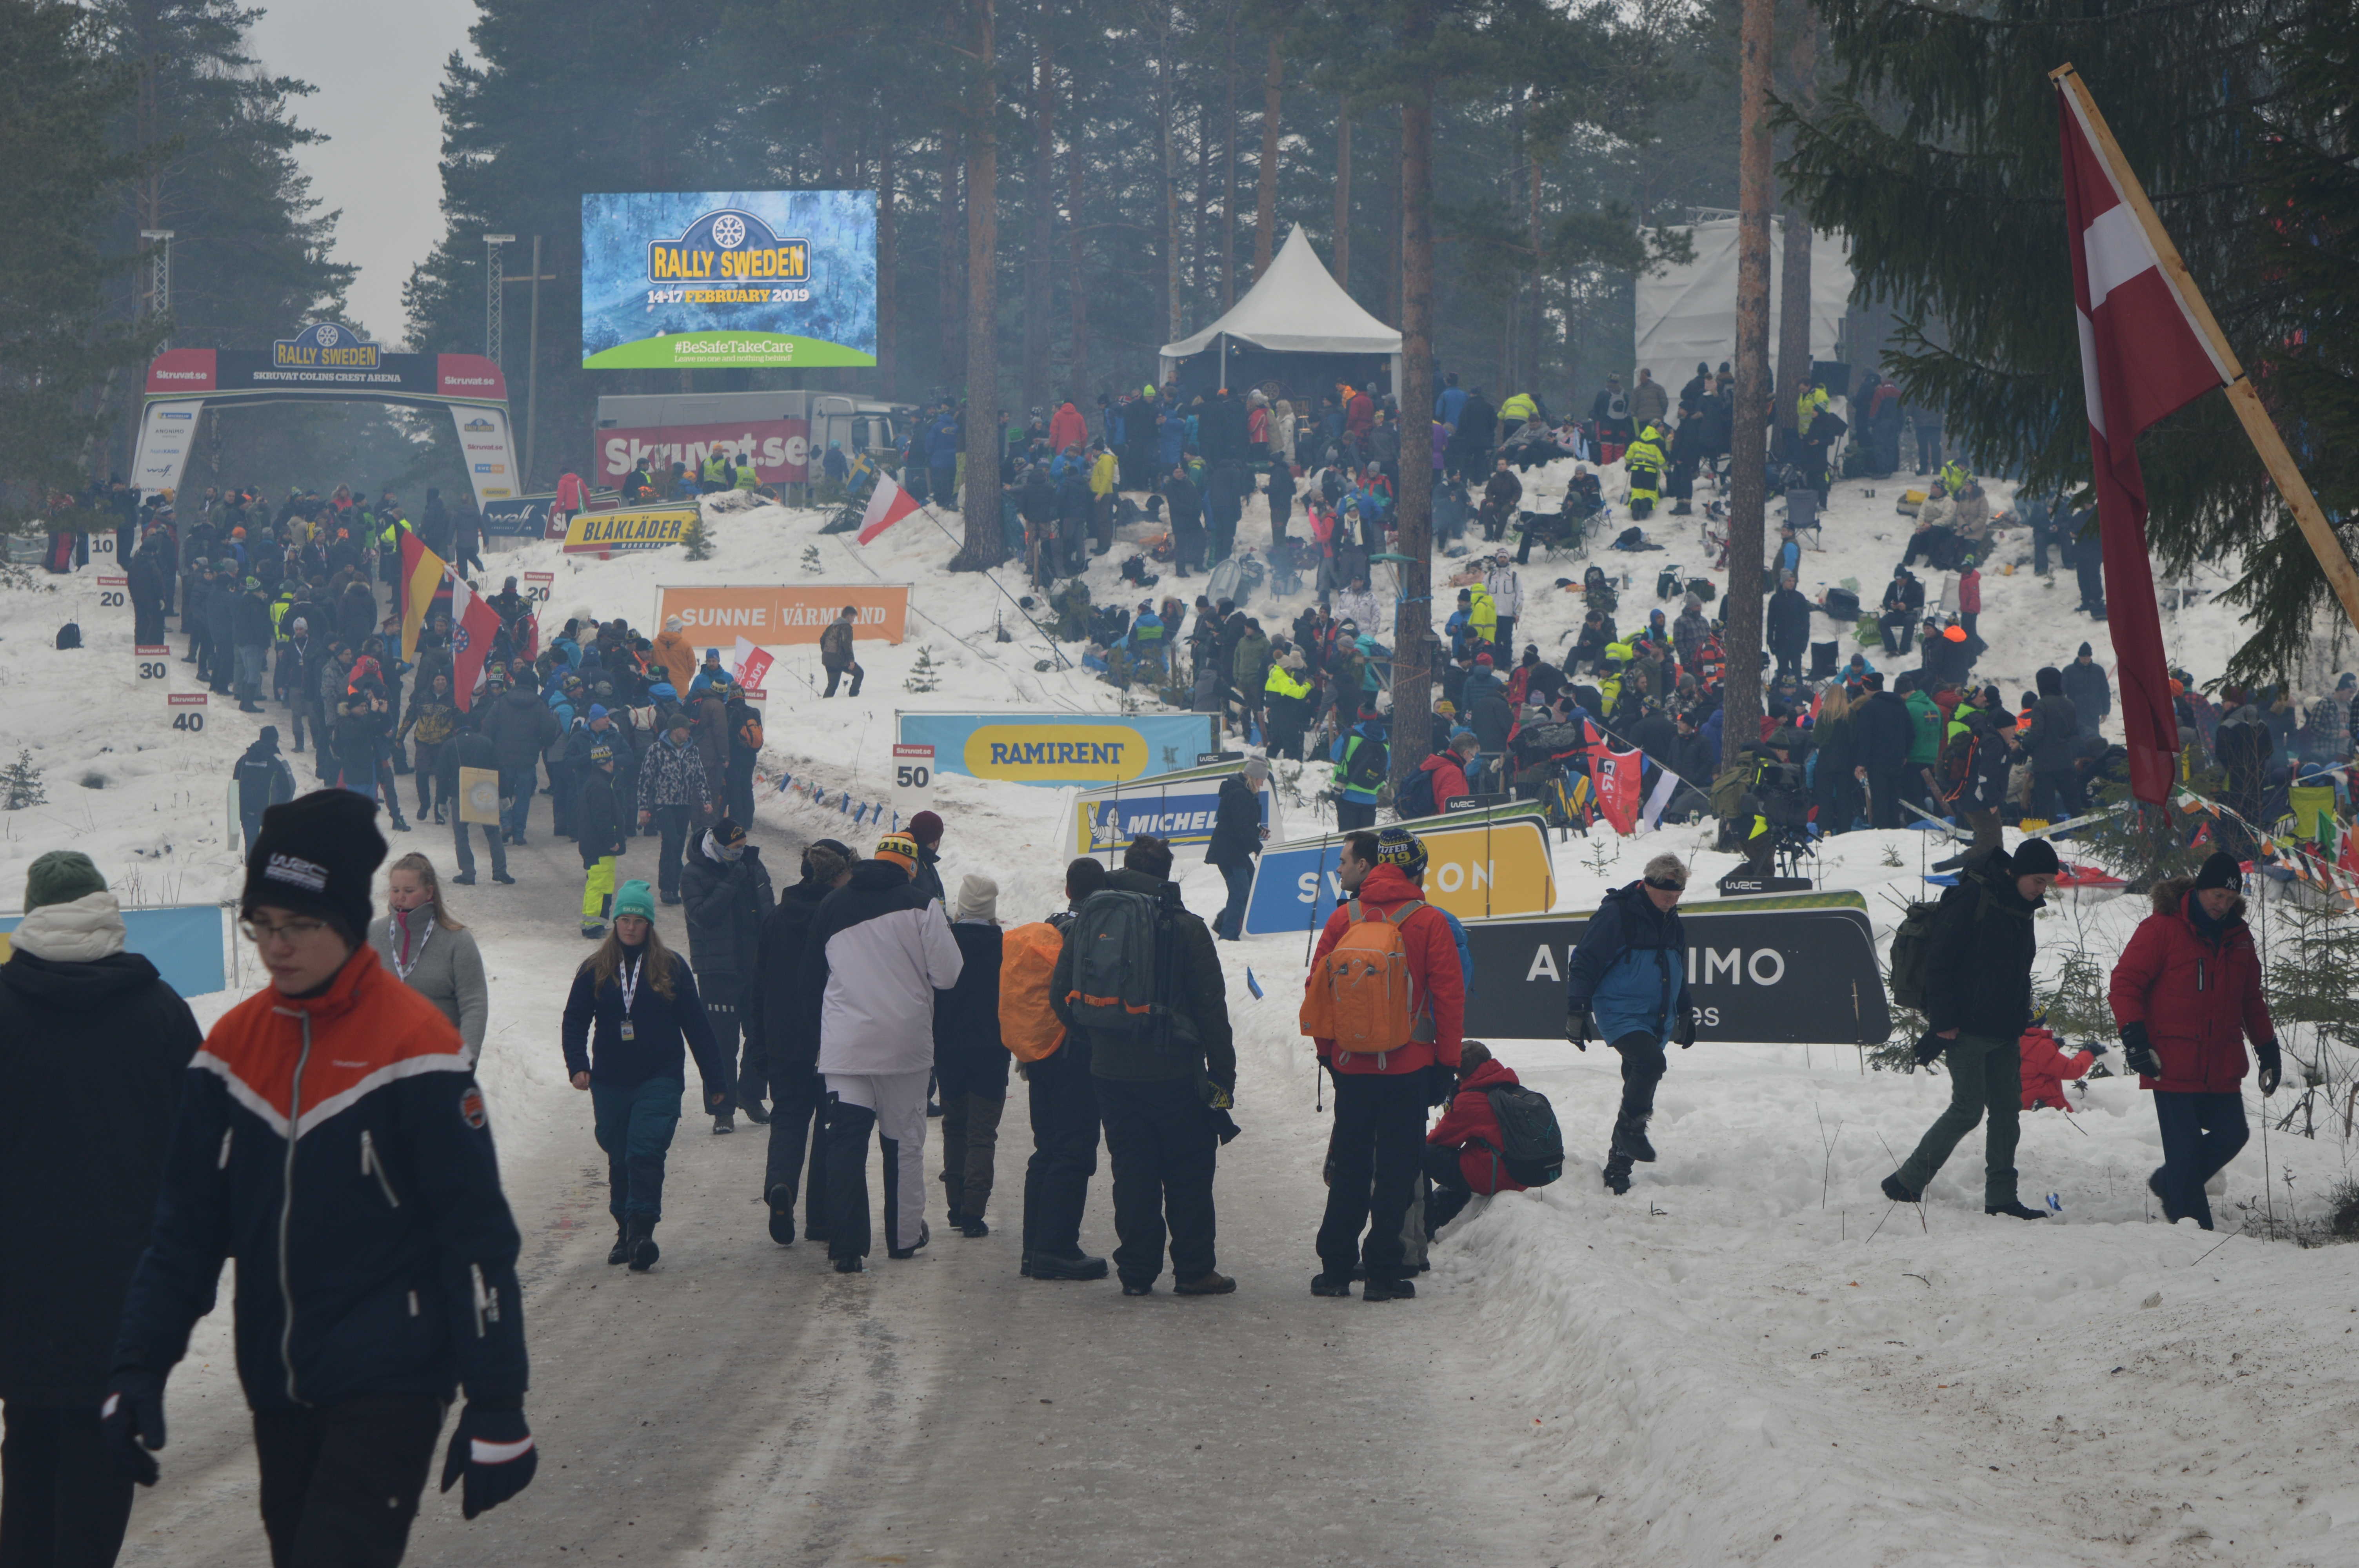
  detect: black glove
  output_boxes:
[1423,1063,1457,1107]
[2255,1039,2282,1096]
[1565,1009,1591,1051]
[2120,1021,2162,1080]
[440,1400,538,1520]
[100,1368,166,1486]
[1672,1006,1697,1050]
[1913,1030,1947,1067]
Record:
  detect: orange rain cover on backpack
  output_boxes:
[999,921,1067,1062]
[1298,898,1423,1055]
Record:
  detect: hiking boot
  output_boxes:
[1985,1199,2046,1220]
[1175,1272,1235,1296]
[1603,1164,1632,1196]
[625,1216,660,1272]
[712,1112,734,1135]
[389,815,412,833]
[2148,1167,2183,1221]
[1310,1273,1354,1298]
[607,1223,630,1266]
[960,1216,990,1239]
[452,873,476,886]
[581,925,605,941]
[766,1186,796,1246]
[1362,1278,1416,1302]
[1029,1251,1109,1281]
[1614,1118,1657,1164]
[1120,1279,1155,1296]
[492,871,516,885]
[741,1098,771,1125]
[887,1221,931,1260]
[1881,1173,1922,1204]
[833,1256,864,1274]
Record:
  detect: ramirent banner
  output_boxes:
[895,711,1216,787]
[655,584,908,645]
[1458,890,1891,1045]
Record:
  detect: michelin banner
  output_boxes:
[1242,816,1556,936]
[0,905,225,999]
[581,191,878,370]
[1072,773,1282,856]
[1458,890,1891,1045]
[897,712,1216,788]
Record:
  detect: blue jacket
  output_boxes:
[1439,907,1472,998]
[926,416,960,466]
[1566,881,1688,1043]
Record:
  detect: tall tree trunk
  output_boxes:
[1332,105,1351,297]
[1221,7,1238,309]
[1391,4,1438,795]
[1192,101,1210,305]
[1067,129,1090,399]
[1159,21,1180,346]
[878,136,898,399]
[1723,0,1775,768]
[1521,91,1544,400]
[1772,6,1819,446]
[1254,35,1281,279]
[1023,36,1056,414]
[939,136,966,393]
[1382,111,1401,325]
[956,0,1003,570]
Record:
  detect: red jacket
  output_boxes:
[1427,1058,1530,1194]
[1306,863,1465,1075]
[1958,568,1981,615]
[1419,750,1470,811]
[1345,391,1376,440]
[2017,1025,2095,1112]
[2108,882,2273,1094]
[1049,402,1088,452]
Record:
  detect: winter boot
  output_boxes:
[712,1111,734,1134]
[1361,1277,1416,1302]
[607,1222,630,1266]
[1603,1164,1632,1196]
[581,924,605,941]
[625,1215,660,1272]
[741,1097,771,1126]
[833,1256,864,1274]
[1310,1273,1354,1298]
[767,1185,797,1246]
[1614,1115,1657,1165]
[1029,1251,1109,1281]
[886,1220,931,1261]
[1174,1272,1236,1296]
[960,1216,990,1239]
[1985,1199,2046,1220]
[1881,1172,1922,1204]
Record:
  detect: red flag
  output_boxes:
[2056,76,2232,802]
[1584,722,1643,836]
[448,576,503,711]
[856,472,922,544]
[731,634,774,691]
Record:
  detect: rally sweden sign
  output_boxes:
[896,712,1217,788]
[582,191,877,370]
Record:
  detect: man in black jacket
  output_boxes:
[481,681,560,844]
[576,742,629,939]
[1205,757,1269,940]
[0,853,201,1567]
[441,718,513,885]
[2060,644,2112,737]
[1049,835,1237,1296]
[1163,465,1205,577]
[232,725,297,850]
[1883,839,2061,1218]
[2022,667,2085,822]
[1853,673,1915,829]
[747,839,855,1247]
[1766,571,1812,681]
[680,818,776,1134]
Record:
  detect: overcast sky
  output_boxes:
[246,0,479,345]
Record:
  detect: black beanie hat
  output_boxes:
[2010,838,2062,877]
[242,790,385,942]
[2192,849,2243,893]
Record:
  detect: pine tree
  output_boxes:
[799,544,823,576]
[680,511,713,562]
[903,644,941,693]
[0,748,48,811]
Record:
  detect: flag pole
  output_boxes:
[2051,63,2359,639]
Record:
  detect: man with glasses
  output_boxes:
[1565,853,1696,1195]
[105,790,536,1561]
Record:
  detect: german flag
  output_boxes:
[398,527,448,663]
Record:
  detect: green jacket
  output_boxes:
[1048,868,1235,1090]
[1905,690,1944,766]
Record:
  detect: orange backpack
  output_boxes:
[1299,898,1427,1058]
[999,921,1067,1062]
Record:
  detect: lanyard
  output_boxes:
[618,952,643,1015]
[390,912,431,985]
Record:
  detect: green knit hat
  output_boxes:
[611,880,656,923]
[25,851,106,911]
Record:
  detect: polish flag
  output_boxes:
[448,576,505,711]
[856,472,922,544]
[731,634,774,692]
[2057,72,2233,802]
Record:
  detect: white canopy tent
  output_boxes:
[1159,224,1403,395]
[1634,216,1852,384]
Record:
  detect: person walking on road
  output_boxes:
[1303,829,1465,1301]
[2110,851,2279,1230]
[906,810,948,906]
[748,839,855,1248]
[0,852,201,1568]
[805,833,965,1272]
[933,875,1009,1237]
[680,817,775,1135]
[482,678,559,845]
[232,724,296,851]
[443,715,514,886]
[370,852,489,1067]
[1206,756,1269,940]
[106,791,537,1561]
[1050,835,1238,1297]
[576,741,629,938]
[1016,857,1112,1280]
[560,880,734,1271]
[636,711,712,906]
[1881,839,2061,1218]
[1565,853,1696,1195]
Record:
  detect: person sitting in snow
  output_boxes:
[1422,1042,1532,1234]
[2017,1021,2101,1113]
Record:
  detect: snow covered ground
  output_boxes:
[5,461,2358,1565]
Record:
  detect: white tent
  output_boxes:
[1159,224,1403,392]
[1634,216,1852,385]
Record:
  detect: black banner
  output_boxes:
[1461,890,1890,1045]
[481,495,553,536]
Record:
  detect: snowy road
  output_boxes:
[111,820,1564,1568]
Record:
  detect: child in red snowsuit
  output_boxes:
[2018,1023,2099,1112]
[1423,1042,1530,1235]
